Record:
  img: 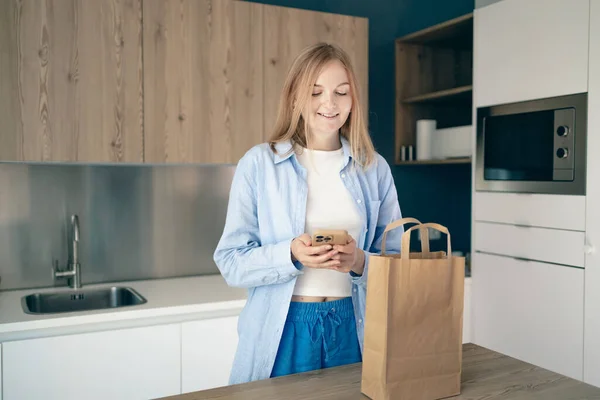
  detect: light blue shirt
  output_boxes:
[213,136,403,385]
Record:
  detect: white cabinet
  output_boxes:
[181,316,239,393]
[473,0,589,107]
[471,0,600,388]
[474,221,586,268]
[473,192,586,231]
[472,252,584,380]
[2,324,181,400]
[584,0,600,388]
[463,278,472,344]
[1,343,3,400]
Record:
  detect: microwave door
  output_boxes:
[483,110,555,182]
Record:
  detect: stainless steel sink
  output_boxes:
[22,286,147,315]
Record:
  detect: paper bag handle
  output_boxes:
[381,217,429,255]
[400,222,451,260]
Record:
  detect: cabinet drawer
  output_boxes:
[472,252,584,380]
[474,192,586,231]
[474,221,585,267]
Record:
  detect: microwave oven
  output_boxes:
[475,93,588,195]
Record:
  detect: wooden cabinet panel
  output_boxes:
[143,0,263,164]
[0,0,144,162]
[263,6,369,139]
[1,1,368,164]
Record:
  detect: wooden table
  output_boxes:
[162,344,600,399]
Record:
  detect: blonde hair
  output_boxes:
[268,43,376,168]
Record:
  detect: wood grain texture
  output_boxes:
[0,0,144,162]
[398,12,473,49]
[160,344,600,400]
[143,0,263,164]
[263,5,368,141]
[0,0,20,160]
[230,1,264,163]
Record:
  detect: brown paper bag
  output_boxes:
[361,218,465,400]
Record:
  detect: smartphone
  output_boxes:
[312,229,349,246]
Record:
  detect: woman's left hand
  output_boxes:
[331,235,365,275]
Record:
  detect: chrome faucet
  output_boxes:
[53,214,82,289]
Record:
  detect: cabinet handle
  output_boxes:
[513,256,531,262]
[514,223,530,229]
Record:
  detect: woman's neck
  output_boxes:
[307,132,341,151]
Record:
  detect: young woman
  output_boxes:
[213,42,403,384]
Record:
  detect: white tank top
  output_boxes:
[292,146,363,297]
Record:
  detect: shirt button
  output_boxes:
[359,319,363,324]
[353,288,357,293]
[357,199,362,204]
[341,173,346,178]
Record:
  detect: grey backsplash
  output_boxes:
[0,162,236,291]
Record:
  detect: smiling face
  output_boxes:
[302,60,353,146]
[269,43,376,167]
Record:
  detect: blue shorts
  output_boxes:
[270,296,362,378]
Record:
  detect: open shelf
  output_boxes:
[397,13,473,48]
[395,13,473,165]
[402,85,472,104]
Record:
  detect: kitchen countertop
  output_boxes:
[0,275,470,343]
[0,274,247,341]
[161,343,600,400]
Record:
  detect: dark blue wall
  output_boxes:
[251,0,475,253]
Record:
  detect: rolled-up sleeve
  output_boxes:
[213,151,300,289]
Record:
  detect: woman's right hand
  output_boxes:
[291,234,341,269]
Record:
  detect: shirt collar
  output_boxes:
[272,136,352,166]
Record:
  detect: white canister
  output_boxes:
[416,119,436,160]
